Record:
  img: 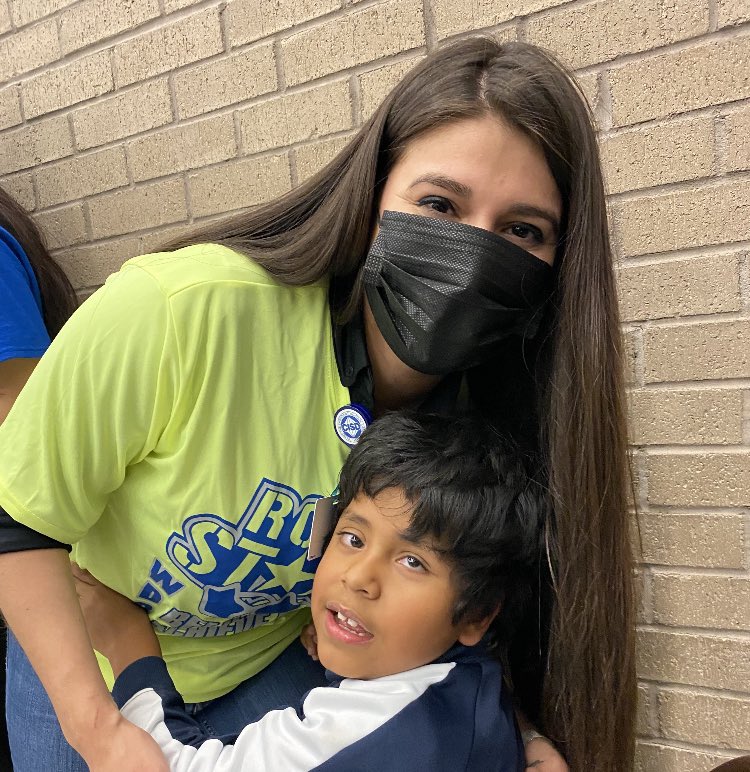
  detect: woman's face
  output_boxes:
[375,114,562,265]
[363,114,563,410]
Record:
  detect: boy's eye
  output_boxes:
[338,531,364,549]
[417,195,455,216]
[398,554,426,572]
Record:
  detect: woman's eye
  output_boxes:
[338,531,364,549]
[506,223,544,244]
[417,196,454,215]
[399,555,426,572]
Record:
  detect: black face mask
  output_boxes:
[363,210,554,375]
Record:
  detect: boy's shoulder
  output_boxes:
[307,646,522,771]
[116,647,522,771]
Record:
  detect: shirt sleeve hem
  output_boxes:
[0,347,48,362]
[0,480,84,544]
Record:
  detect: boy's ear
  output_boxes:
[456,605,500,647]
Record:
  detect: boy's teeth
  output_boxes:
[336,611,365,632]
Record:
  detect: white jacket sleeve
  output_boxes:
[115,656,454,772]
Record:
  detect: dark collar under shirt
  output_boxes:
[332,310,467,415]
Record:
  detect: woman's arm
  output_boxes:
[0,548,168,771]
[0,357,39,423]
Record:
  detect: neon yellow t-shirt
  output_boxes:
[0,244,353,702]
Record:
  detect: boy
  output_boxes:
[74,412,544,771]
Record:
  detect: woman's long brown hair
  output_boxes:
[0,188,77,337]
[168,38,636,770]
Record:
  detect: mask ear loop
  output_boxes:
[320,500,340,554]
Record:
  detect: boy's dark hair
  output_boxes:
[335,411,547,650]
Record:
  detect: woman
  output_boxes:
[0,187,77,768]
[0,189,77,421]
[0,39,635,771]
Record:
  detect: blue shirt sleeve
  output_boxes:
[0,225,51,363]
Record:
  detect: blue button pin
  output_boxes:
[333,404,372,447]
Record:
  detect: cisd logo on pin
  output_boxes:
[333,404,371,447]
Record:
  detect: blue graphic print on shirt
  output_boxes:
[136,478,322,637]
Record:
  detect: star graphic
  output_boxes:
[258,553,315,594]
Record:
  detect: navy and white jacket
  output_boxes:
[113,643,524,771]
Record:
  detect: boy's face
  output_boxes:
[310,488,490,680]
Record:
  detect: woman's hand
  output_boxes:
[300,622,318,661]
[76,711,169,772]
[525,736,570,770]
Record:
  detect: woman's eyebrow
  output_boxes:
[408,173,472,198]
[506,203,561,234]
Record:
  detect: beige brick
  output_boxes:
[0,173,35,210]
[89,179,187,239]
[652,574,750,631]
[0,86,21,131]
[23,51,113,120]
[35,147,129,208]
[9,0,77,27]
[239,80,351,154]
[0,19,60,81]
[635,741,734,772]
[127,115,236,182]
[227,0,340,47]
[282,0,424,87]
[725,107,750,173]
[359,55,424,119]
[163,0,201,8]
[648,452,750,508]
[33,203,87,249]
[610,37,750,127]
[718,0,750,27]
[637,683,653,735]
[637,513,746,569]
[295,134,353,182]
[432,0,563,39]
[644,320,750,383]
[601,117,714,195]
[526,0,708,70]
[0,2,10,33]
[139,222,197,254]
[489,24,519,44]
[113,8,223,88]
[637,629,750,691]
[629,388,744,446]
[188,154,291,218]
[659,689,750,749]
[575,71,600,115]
[622,328,638,386]
[163,0,203,10]
[56,237,142,289]
[174,44,277,120]
[0,116,73,175]
[59,0,160,55]
[636,568,650,625]
[617,254,741,322]
[72,80,173,151]
[614,179,750,257]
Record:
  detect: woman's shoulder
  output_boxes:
[118,242,300,298]
[0,226,34,283]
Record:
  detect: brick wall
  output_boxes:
[0,1,748,768]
